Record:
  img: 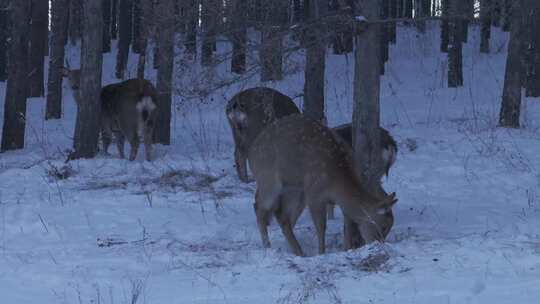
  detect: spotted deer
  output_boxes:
[248,114,397,256]
[62,68,157,161]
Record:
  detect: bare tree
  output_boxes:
[499,0,524,128]
[136,0,152,79]
[115,0,133,79]
[69,0,82,45]
[103,0,112,52]
[111,0,118,39]
[480,0,492,53]
[353,0,384,191]
[0,0,9,81]
[260,0,287,81]
[303,0,327,123]
[1,0,30,152]
[132,0,143,53]
[154,0,175,145]
[448,0,463,87]
[70,0,103,159]
[525,0,540,97]
[184,0,197,57]
[230,0,247,74]
[28,0,48,97]
[46,0,70,120]
[201,0,217,66]
[440,0,449,52]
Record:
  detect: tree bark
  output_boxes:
[440,0,449,52]
[28,0,48,97]
[115,0,133,79]
[480,0,491,53]
[154,0,175,145]
[1,0,30,152]
[230,0,247,74]
[71,0,103,159]
[414,0,426,32]
[184,0,197,57]
[69,0,82,45]
[201,0,217,66]
[353,0,384,191]
[499,0,524,128]
[303,0,327,123]
[132,0,142,53]
[111,0,118,39]
[103,0,112,52]
[46,0,69,120]
[502,0,511,32]
[136,0,152,79]
[0,0,9,81]
[525,0,540,97]
[260,1,287,81]
[448,0,463,88]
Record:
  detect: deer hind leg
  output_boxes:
[254,189,272,249]
[101,116,113,154]
[127,133,140,161]
[307,198,328,255]
[275,191,305,256]
[143,118,154,161]
[114,131,126,159]
[234,147,249,183]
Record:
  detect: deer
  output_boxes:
[248,114,397,256]
[62,67,158,161]
[226,87,300,183]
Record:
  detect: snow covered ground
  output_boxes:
[1,24,540,303]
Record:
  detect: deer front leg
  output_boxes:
[143,123,153,161]
[254,190,272,248]
[308,198,328,255]
[234,147,249,183]
[114,131,125,159]
[128,134,140,161]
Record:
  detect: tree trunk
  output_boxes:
[111,0,118,39]
[132,0,142,54]
[404,0,413,20]
[230,0,247,74]
[28,0,48,97]
[71,0,103,159]
[46,0,69,120]
[115,0,133,79]
[103,0,112,53]
[389,0,397,44]
[184,0,197,57]
[1,0,30,152]
[381,0,390,74]
[440,0,449,52]
[0,0,9,81]
[303,0,327,123]
[331,0,354,54]
[353,0,386,202]
[154,0,175,145]
[492,0,501,27]
[137,0,152,79]
[448,0,463,88]
[260,1,286,81]
[480,0,491,53]
[69,0,81,45]
[502,0,511,32]
[201,0,216,66]
[525,0,540,97]
[499,0,524,128]
[414,0,426,32]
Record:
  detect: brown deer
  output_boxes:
[226,87,300,182]
[248,114,397,256]
[62,68,157,161]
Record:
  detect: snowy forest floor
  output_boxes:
[1,24,540,303]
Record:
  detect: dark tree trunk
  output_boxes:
[331,0,354,54]
[381,0,390,74]
[0,0,10,81]
[46,0,69,120]
[137,0,152,79]
[115,0,133,79]
[492,0,501,27]
[389,0,397,44]
[69,0,81,45]
[28,0,48,97]
[440,0,449,52]
[111,0,118,39]
[414,0,426,32]
[132,0,142,54]
[502,0,511,32]
[499,0,524,128]
[231,0,247,74]
[1,0,30,152]
[103,0,112,53]
[404,0,413,20]
[71,0,103,159]
[448,0,463,87]
[154,0,174,145]
[480,0,491,53]
[184,0,197,57]
[303,0,327,123]
[353,0,384,191]
[201,0,217,66]
[260,1,286,81]
[525,0,540,97]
